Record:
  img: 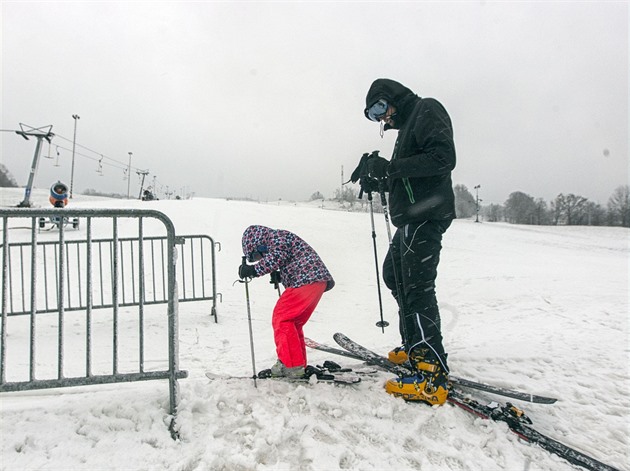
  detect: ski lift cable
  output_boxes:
[53,133,145,172]
[52,143,131,172]
[12,128,157,185]
[11,129,178,192]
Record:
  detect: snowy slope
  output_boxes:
[0,190,628,471]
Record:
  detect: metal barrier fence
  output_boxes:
[2,233,220,320]
[0,207,215,438]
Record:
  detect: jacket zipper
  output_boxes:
[403,178,415,203]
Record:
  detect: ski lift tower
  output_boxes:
[474,184,482,223]
[16,123,55,208]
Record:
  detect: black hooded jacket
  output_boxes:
[365,79,456,226]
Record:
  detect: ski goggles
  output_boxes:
[365,99,389,122]
[247,245,268,262]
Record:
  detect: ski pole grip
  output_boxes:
[241,255,248,281]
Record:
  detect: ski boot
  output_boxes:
[385,348,449,405]
[262,359,306,379]
[388,346,408,364]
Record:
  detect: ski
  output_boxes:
[330,333,620,471]
[449,375,557,404]
[305,336,557,404]
[205,372,359,384]
[447,390,621,471]
[205,364,361,385]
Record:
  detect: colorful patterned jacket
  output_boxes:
[241,225,335,292]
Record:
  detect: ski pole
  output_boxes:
[378,184,410,351]
[242,256,258,388]
[367,191,389,332]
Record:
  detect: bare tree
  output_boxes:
[607,185,630,227]
[564,194,589,225]
[484,204,503,222]
[584,201,606,226]
[552,193,589,225]
[533,198,551,225]
[334,186,358,206]
[310,191,324,201]
[551,194,565,225]
[454,184,476,218]
[504,191,537,224]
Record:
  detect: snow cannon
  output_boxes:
[39,181,79,231]
[49,181,69,208]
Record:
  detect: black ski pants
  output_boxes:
[383,219,451,371]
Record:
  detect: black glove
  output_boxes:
[359,176,381,194]
[238,262,257,279]
[366,156,390,179]
[350,153,372,184]
[269,271,281,286]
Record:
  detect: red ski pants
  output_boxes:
[272,281,327,368]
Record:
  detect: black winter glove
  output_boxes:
[269,271,282,286]
[366,156,390,180]
[238,262,257,279]
[350,153,371,184]
[359,176,381,194]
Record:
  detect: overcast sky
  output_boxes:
[2,1,627,205]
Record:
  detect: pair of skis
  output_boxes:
[305,336,557,404]
[306,333,621,471]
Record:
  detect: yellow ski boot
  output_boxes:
[387,346,408,365]
[385,353,449,405]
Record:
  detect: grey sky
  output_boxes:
[2,1,627,205]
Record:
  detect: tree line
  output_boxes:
[324,184,629,228]
[455,184,630,227]
[0,164,18,188]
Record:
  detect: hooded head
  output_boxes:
[364,79,417,130]
[242,225,273,262]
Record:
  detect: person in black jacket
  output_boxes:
[360,78,456,405]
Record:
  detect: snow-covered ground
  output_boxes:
[1,187,628,471]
